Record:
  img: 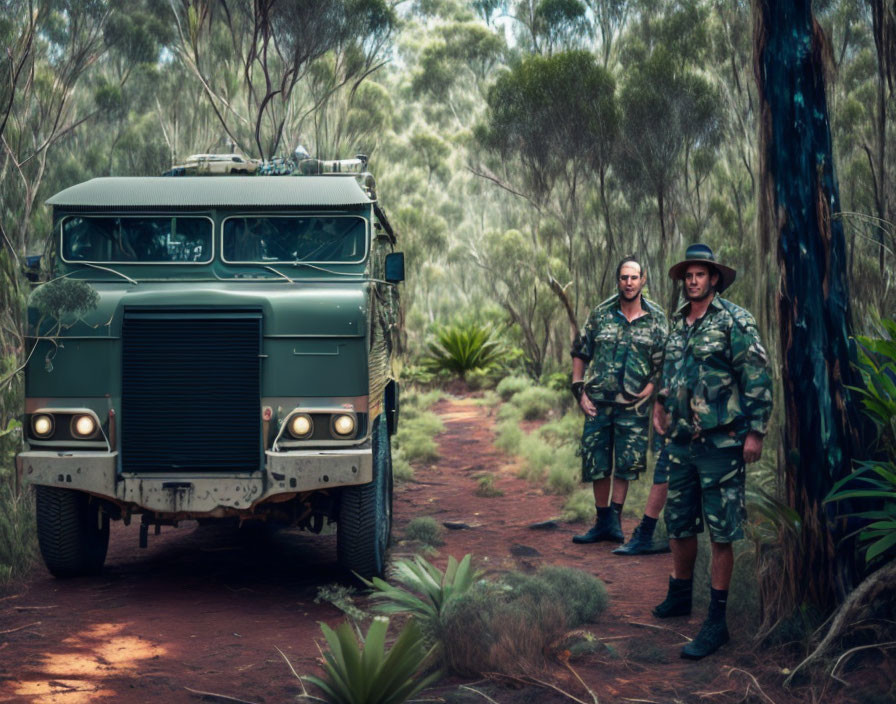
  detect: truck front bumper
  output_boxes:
[18,446,372,514]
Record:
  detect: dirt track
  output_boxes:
[0,397,881,703]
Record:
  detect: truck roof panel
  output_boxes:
[47,176,373,209]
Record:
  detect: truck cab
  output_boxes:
[18,170,403,579]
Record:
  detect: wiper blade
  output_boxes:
[261,265,294,283]
[288,261,364,277]
[76,262,138,285]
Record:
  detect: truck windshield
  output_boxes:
[61,216,213,263]
[222,216,366,263]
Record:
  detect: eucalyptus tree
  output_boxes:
[170,0,396,159]
[475,50,620,316]
[582,0,631,68]
[615,46,723,297]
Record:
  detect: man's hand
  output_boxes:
[580,393,597,417]
[743,431,764,463]
[653,400,669,435]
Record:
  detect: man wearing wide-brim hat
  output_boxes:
[651,243,773,659]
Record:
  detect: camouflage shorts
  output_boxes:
[664,443,746,542]
[578,406,649,482]
[652,442,670,485]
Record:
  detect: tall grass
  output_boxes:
[440,565,608,676]
[392,387,446,480]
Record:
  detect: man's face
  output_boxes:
[683,264,718,302]
[617,262,645,302]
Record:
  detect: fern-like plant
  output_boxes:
[359,554,479,637]
[423,323,504,377]
[303,617,440,704]
[824,318,896,564]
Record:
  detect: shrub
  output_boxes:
[302,617,440,704]
[423,322,505,378]
[475,474,503,497]
[537,410,582,447]
[394,412,444,465]
[533,565,609,626]
[509,385,563,421]
[440,566,609,676]
[493,419,523,455]
[544,446,580,495]
[392,450,414,483]
[561,489,595,523]
[361,553,480,646]
[496,375,533,401]
[405,517,444,547]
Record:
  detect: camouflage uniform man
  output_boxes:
[652,244,773,659]
[571,256,668,545]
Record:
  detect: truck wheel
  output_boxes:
[35,486,110,578]
[337,415,392,579]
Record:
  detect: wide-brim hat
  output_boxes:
[668,243,736,293]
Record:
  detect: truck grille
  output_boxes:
[122,310,262,473]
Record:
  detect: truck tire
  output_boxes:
[337,415,392,579]
[35,486,110,578]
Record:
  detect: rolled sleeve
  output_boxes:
[571,312,598,362]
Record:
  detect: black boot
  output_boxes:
[681,614,730,659]
[681,588,730,659]
[572,506,623,544]
[612,523,671,555]
[652,576,692,618]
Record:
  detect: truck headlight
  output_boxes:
[332,414,355,437]
[32,414,55,438]
[288,413,313,439]
[71,414,98,439]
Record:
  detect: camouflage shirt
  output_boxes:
[659,296,773,446]
[571,294,668,403]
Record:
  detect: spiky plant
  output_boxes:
[303,617,440,704]
[359,554,479,640]
[423,323,505,378]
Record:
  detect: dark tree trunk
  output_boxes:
[754,0,866,610]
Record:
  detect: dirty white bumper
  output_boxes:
[18,446,372,514]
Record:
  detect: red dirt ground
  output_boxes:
[0,397,889,703]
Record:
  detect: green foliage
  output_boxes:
[303,617,440,704]
[478,51,618,201]
[29,279,99,326]
[361,554,480,644]
[392,449,415,483]
[508,385,564,421]
[561,489,595,523]
[827,462,896,564]
[495,375,533,401]
[404,517,444,547]
[851,318,896,454]
[474,473,503,497]
[393,393,444,466]
[493,418,523,455]
[423,322,505,378]
[511,565,608,627]
[440,566,608,676]
[825,319,896,565]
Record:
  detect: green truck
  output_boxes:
[17,168,403,579]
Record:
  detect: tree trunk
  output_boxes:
[754,0,867,611]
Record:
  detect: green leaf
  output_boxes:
[865,531,896,562]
